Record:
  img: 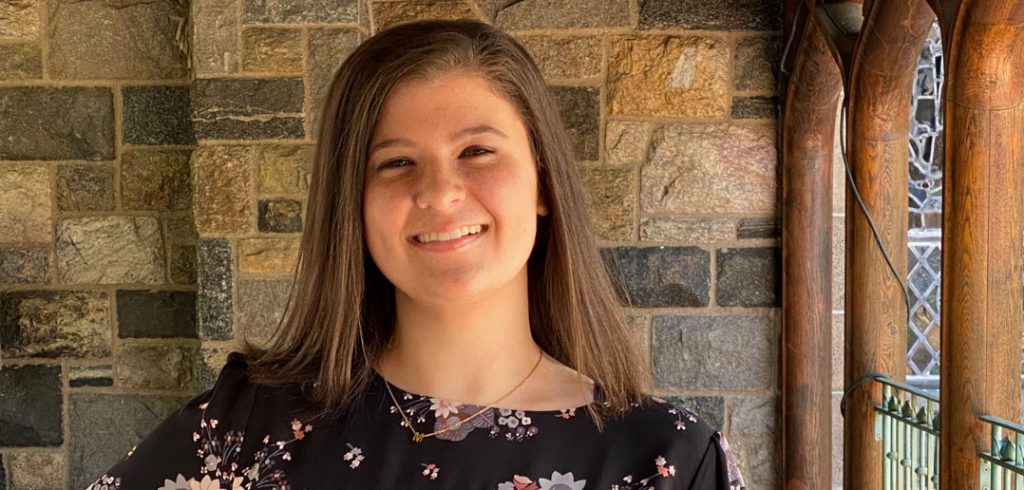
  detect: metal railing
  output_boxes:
[980,415,1024,489]
[874,377,941,489]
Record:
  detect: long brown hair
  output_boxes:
[243,19,650,429]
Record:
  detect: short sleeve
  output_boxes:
[686,431,747,490]
[85,352,256,489]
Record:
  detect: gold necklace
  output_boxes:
[381,348,544,443]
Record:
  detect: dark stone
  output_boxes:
[122,86,196,145]
[244,0,359,24]
[737,217,780,239]
[665,395,725,431]
[638,0,781,31]
[116,290,197,338]
[69,377,114,388]
[0,248,50,284]
[551,86,600,161]
[0,87,114,160]
[69,393,191,489]
[601,246,710,307]
[732,96,778,119]
[652,314,775,390]
[120,150,193,211]
[169,244,197,285]
[191,78,305,140]
[258,198,303,233]
[0,452,5,489]
[485,0,631,30]
[56,163,116,212]
[717,247,780,307]
[197,239,233,340]
[69,365,115,388]
[735,36,780,93]
[0,290,111,358]
[0,364,62,446]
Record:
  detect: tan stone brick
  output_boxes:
[6,452,64,490]
[0,164,51,244]
[0,290,111,358]
[608,36,729,118]
[121,150,192,211]
[257,145,313,196]
[484,0,630,30]
[639,218,735,243]
[116,343,197,390]
[242,27,303,74]
[604,120,653,166]
[238,237,299,274]
[196,342,234,389]
[514,36,602,81]
[0,0,39,40]
[308,29,362,136]
[579,166,636,241]
[641,123,776,215]
[193,0,239,74]
[193,146,255,236]
[373,1,480,31]
[0,43,42,79]
[56,217,165,285]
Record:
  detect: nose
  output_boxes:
[413,163,465,211]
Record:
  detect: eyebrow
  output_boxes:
[368,124,509,156]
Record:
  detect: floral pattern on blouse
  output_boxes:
[388,388,545,442]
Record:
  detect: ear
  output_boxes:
[537,192,550,217]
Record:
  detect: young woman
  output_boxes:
[88,19,746,490]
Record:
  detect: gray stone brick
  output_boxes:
[0,43,41,80]
[56,217,165,285]
[122,86,196,145]
[0,248,50,284]
[116,290,197,339]
[307,29,361,136]
[551,86,600,161]
[69,393,191,489]
[652,314,775,390]
[728,396,778,437]
[237,278,292,345]
[639,0,781,31]
[191,78,304,140]
[0,290,111,358]
[197,239,233,340]
[717,247,780,307]
[258,198,303,233]
[0,87,114,160]
[115,343,197,390]
[735,36,780,93]
[665,395,725,431]
[601,246,710,307]
[732,96,778,119]
[169,244,197,285]
[484,0,631,30]
[244,0,359,24]
[69,365,113,388]
[0,364,62,446]
[56,164,116,212]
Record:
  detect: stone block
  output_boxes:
[121,150,193,211]
[69,365,114,388]
[237,277,292,345]
[169,243,198,285]
[737,217,779,239]
[731,438,780,485]
[115,343,197,390]
[652,314,775,390]
[625,313,650,368]
[601,246,710,307]
[0,0,39,39]
[642,123,777,215]
[244,0,359,24]
[551,86,600,161]
[191,78,304,140]
[735,36,780,94]
[0,290,110,358]
[192,145,255,236]
[0,43,42,79]
[732,96,778,119]
[638,0,781,31]
[238,237,299,274]
[47,0,186,79]
[166,215,199,243]
[728,396,777,437]
[257,145,313,196]
[716,247,780,307]
[608,36,729,117]
[307,29,361,135]
[56,217,164,285]
[242,27,303,74]
[68,393,191,489]
[5,452,64,489]
[197,239,233,340]
[832,216,844,312]
[122,86,196,145]
[484,0,630,30]
[194,343,233,390]
[258,198,303,233]
[578,166,636,241]
[605,120,652,167]
[639,218,735,243]
[0,248,50,284]
[193,0,239,74]
[0,364,61,446]
[664,395,725,431]
[116,290,197,339]
[832,313,843,391]
[56,163,115,212]
[0,164,51,244]
[516,36,602,81]
[0,87,114,160]
[373,1,480,31]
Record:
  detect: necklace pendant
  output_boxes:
[412,432,424,443]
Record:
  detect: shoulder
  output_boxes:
[603,394,718,446]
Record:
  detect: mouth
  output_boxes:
[411,224,488,244]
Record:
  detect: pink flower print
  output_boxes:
[537,471,586,490]
[557,408,576,419]
[421,463,440,480]
[343,443,364,469]
[497,475,539,490]
[189,475,222,490]
[429,398,461,419]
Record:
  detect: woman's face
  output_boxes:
[363,71,548,305]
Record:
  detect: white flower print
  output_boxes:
[421,463,440,480]
[538,471,586,490]
[157,474,190,490]
[429,397,462,418]
[343,443,365,469]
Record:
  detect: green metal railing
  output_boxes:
[979,415,1024,489]
[874,377,941,489]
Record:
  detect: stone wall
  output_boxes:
[0,0,782,488]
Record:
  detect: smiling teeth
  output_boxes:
[416,225,483,244]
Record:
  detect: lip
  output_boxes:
[408,224,488,252]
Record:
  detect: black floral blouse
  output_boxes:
[87,353,746,489]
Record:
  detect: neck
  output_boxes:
[375,269,543,406]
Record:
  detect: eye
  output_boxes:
[462,147,492,158]
[379,158,412,170]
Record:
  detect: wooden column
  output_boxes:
[843,1,934,488]
[931,1,1024,486]
[781,13,842,489]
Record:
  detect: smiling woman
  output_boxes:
[87,19,745,490]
